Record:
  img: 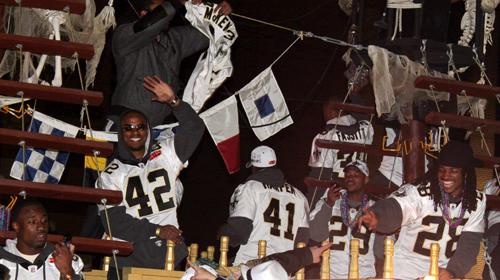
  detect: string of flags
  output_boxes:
[5,2,366,179]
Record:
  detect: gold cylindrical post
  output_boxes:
[189,243,199,263]
[201,251,208,259]
[295,242,306,280]
[320,239,330,280]
[103,236,111,271]
[219,236,229,268]
[165,240,175,271]
[103,255,111,272]
[258,240,267,259]
[349,239,360,279]
[428,243,440,279]
[383,238,394,279]
[207,246,215,261]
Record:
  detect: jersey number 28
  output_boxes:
[413,215,467,258]
[125,169,175,217]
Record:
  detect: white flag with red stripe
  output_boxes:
[201,96,240,174]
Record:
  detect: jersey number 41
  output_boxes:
[263,198,296,241]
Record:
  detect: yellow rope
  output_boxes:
[7,196,18,209]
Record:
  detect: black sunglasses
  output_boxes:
[122,124,146,132]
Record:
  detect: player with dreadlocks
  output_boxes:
[359,141,486,280]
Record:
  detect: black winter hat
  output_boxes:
[438,141,482,168]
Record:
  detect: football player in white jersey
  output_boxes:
[307,97,374,207]
[309,160,381,279]
[360,141,486,280]
[0,199,84,280]
[219,146,310,265]
[97,76,205,279]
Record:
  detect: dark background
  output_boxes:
[0,0,499,257]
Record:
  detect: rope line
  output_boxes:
[270,35,301,67]
[231,13,366,50]
[472,48,493,87]
[309,66,365,206]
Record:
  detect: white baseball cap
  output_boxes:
[240,260,288,280]
[345,160,369,177]
[245,146,277,168]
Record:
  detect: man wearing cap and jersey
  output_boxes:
[309,160,381,278]
[218,145,310,265]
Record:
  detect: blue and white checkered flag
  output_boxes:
[237,67,293,141]
[10,111,79,183]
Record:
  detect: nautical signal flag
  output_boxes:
[201,95,240,174]
[10,111,79,183]
[237,67,293,141]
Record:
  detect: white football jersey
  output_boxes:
[308,115,374,178]
[183,1,238,112]
[310,191,376,279]
[229,181,310,265]
[484,179,500,228]
[389,183,486,279]
[378,127,403,186]
[98,138,186,228]
[0,239,84,280]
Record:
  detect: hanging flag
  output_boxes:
[183,1,238,112]
[10,111,79,183]
[237,67,293,141]
[200,96,240,174]
[84,130,117,172]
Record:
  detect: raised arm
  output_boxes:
[112,2,176,57]
[309,185,341,242]
[143,76,205,163]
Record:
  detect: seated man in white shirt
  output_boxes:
[0,199,84,280]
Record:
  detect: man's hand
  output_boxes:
[189,0,231,15]
[439,268,454,280]
[326,184,341,207]
[215,1,232,15]
[309,241,332,263]
[158,225,183,244]
[358,208,378,231]
[143,76,176,103]
[53,242,75,277]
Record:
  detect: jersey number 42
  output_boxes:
[125,169,175,217]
